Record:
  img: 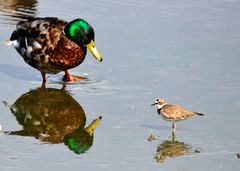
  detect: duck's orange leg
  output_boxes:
[64,70,72,81]
[64,70,86,82]
[41,72,46,82]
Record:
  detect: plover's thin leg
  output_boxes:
[172,122,176,141]
[172,122,176,130]
[172,130,176,141]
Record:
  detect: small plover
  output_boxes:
[151,98,203,136]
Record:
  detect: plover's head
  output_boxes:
[151,98,167,109]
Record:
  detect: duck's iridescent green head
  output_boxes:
[65,19,93,45]
[65,19,102,62]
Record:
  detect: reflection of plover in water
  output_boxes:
[151,98,204,137]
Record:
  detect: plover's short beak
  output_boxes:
[151,103,157,106]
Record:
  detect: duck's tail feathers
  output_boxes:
[195,112,204,116]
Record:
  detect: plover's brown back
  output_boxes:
[159,104,199,122]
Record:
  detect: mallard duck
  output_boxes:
[8,17,102,82]
[151,98,203,137]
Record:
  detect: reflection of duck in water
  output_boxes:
[64,116,102,154]
[155,140,199,163]
[4,85,102,154]
[0,0,37,22]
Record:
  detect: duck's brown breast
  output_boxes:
[44,35,87,73]
[27,34,87,74]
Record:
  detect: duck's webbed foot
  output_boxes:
[63,70,87,82]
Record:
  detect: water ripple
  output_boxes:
[0,0,37,26]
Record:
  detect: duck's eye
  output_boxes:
[92,45,95,48]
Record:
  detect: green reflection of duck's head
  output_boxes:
[64,116,102,154]
[8,86,86,143]
[155,140,199,163]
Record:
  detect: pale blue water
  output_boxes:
[0,0,240,170]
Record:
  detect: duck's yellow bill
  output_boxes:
[85,116,102,136]
[87,40,102,62]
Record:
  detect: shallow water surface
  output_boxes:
[0,0,240,170]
